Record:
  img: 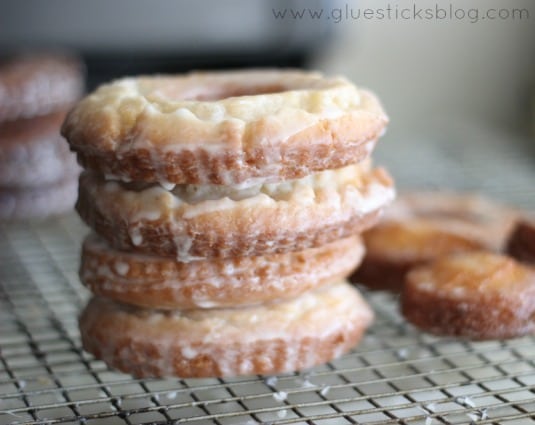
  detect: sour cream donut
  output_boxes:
[0,177,78,220]
[80,234,365,309]
[0,111,80,188]
[79,281,373,378]
[0,54,83,121]
[402,252,535,340]
[76,164,394,260]
[62,70,387,185]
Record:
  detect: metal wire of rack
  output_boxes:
[1,213,535,425]
[1,124,535,425]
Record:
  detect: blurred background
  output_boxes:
[1,0,534,207]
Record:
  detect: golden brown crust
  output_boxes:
[386,191,519,251]
[402,252,535,340]
[76,166,394,259]
[62,70,387,184]
[0,53,84,121]
[80,234,365,309]
[79,282,374,378]
[351,255,419,292]
[352,221,486,291]
[352,191,519,291]
[506,219,535,265]
[0,111,80,187]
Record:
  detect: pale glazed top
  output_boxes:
[64,69,382,148]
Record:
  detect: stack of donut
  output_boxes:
[0,54,84,219]
[62,70,396,378]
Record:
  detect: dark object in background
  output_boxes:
[0,0,335,89]
[507,219,535,265]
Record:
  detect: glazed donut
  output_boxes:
[506,219,535,265]
[402,252,535,340]
[62,70,387,185]
[80,233,365,309]
[79,281,373,378]
[352,191,519,291]
[76,163,395,260]
[0,111,80,187]
[0,53,84,122]
[0,177,78,220]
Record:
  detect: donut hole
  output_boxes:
[187,84,287,101]
[157,84,289,102]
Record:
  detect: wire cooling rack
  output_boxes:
[1,213,535,425]
[1,126,535,425]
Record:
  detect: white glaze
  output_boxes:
[114,261,130,276]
